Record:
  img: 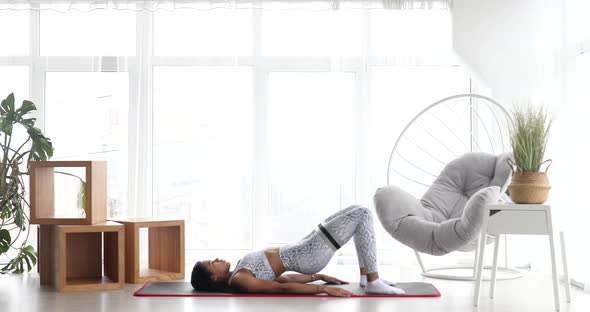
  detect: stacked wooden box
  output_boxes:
[32,161,184,292]
[113,218,185,284]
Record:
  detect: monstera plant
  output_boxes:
[0,93,53,273]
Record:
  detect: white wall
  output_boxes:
[451,0,590,282]
[452,0,565,105]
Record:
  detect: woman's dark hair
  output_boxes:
[191,261,226,291]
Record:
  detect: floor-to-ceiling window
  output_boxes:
[0,1,468,265]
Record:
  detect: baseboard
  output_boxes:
[570,278,590,294]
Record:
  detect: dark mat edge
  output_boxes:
[133,282,441,298]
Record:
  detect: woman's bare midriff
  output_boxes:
[264,247,286,277]
[232,247,286,280]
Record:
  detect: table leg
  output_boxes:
[549,230,561,311]
[473,237,480,280]
[490,234,500,298]
[560,231,571,303]
[474,223,488,306]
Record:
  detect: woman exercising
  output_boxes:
[191,205,405,297]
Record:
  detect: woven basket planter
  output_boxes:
[508,171,551,204]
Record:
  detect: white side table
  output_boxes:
[473,203,571,311]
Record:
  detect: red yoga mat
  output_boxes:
[134,282,441,298]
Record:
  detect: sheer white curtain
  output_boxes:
[556,0,590,291]
[0,0,464,265]
[0,0,450,11]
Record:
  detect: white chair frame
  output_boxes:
[386,93,522,281]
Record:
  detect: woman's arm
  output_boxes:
[275,273,316,284]
[231,271,352,297]
[276,274,348,285]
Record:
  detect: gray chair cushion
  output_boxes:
[374,152,512,255]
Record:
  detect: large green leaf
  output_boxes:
[0,93,17,136]
[0,115,14,136]
[0,207,11,219]
[13,201,25,231]
[1,245,38,274]
[18,117,36,129]
[0,93,15,115]
[78,181,87,213]
[27,127,54,161]
[0,229,10,254]
[15,100,36,119]
[0,196,12,219]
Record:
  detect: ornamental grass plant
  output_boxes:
[509,103,552,173]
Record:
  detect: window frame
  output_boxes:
[3,7,467,253]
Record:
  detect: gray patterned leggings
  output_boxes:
[279,205,378,274]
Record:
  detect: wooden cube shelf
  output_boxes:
[30,161,107,225]
[38,222,124,292]
[112,218,184,283]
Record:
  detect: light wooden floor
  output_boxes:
[1,263,588,312]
